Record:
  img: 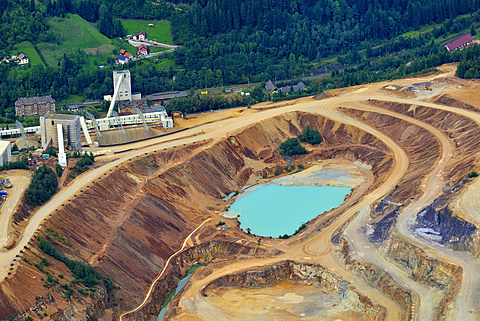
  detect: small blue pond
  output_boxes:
[227,184,351,237]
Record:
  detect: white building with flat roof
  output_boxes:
[0,141,12,166]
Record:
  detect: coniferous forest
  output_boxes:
[0,0,480,122]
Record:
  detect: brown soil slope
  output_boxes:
[0,111,396,319]
[368,100,480,184]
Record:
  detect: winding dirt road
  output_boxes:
[2,64,480,321]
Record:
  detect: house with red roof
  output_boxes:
[445,34,474,51]
[138,44,148,56]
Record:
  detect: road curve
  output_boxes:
[340,102,454,321]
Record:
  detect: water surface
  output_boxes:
[228,184,351,237]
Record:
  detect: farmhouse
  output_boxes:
[17,53,29,65]
[445,34,474,51]
[138,44,148,56]
[15,95,56,117]
[266,81,307,94]
[117,54,129,64]
[133,30,147,41]
[264,80,278,93]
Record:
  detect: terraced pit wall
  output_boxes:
[0,111,396,319]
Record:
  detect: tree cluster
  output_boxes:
[456,44,480,79]
[25,163,58,206]
[280,138,307,156]
[299,126,323,145]
[165,92,249,114]
[73,152,95,173]
[38,236,114,289]
[0,0,48,54]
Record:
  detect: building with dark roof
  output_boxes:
[146,91,188,103]
[293,82,307,91]
[265,80,278,93]
[117,54,129,64]
[445,34,474,51]
[15,96,56,117]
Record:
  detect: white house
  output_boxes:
[117,54,129,65]
[17,53,28,65]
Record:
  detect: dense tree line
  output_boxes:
[456,44,480,78]
[0,0,48,53]
[25,164,58,206]
[169,0,480,39]
[165,92,250,114]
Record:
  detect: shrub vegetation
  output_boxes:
[280,138,307,156]
[299,126,323,145]
[26,164,58,206]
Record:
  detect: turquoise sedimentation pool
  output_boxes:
[227,184,351,237]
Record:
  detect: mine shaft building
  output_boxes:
[15,95,56,117]
[113,70,132,101]
[40,113,82,151]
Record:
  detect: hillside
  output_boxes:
[0,0,479,125]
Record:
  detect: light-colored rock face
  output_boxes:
[190,261,385,321]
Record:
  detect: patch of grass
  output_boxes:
[120,20,173,44]
[57,94,85,106]
[153,57,175,70]
[37,14,114,67]
[13,41,45,67]
[68,13,113,49]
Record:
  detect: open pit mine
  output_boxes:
[2,64,480,321]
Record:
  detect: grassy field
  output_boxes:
[13,42,45,67]
[57,95,84,106]
[37,13,115,67]
[120,20,173,44]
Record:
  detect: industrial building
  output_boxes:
[146,91,188,104]
[40,114,82,151]
[113,70,132,101]
[15,96,56,117]
[0,142,12,166]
